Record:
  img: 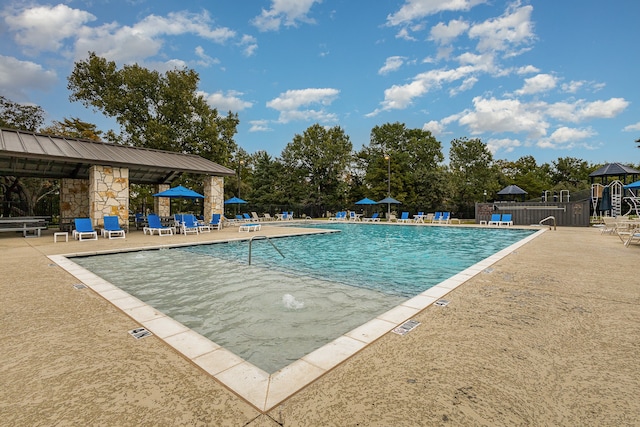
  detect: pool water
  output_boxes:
[73,223,534,373]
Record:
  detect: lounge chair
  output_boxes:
[144,214,174,236]
[488,214,501,226]
[263,213,274,221]
[101,215,125,239]
[362,212,380,222]
[73,218,98,241]
[209,213,223,230]
[181,214,200,235]
[499,213,513,226]
[440,212,451,224]
[239,223,261,232]
[348,211,360,221]
[191,214,211,233]
[424,213,434,223]
[242,213,252,221]
[601,216,618,234]
[624,229,640,247]
[329,211,346,221]
[432,212,442,223]
[251,212,263,222]
[397,212,411,223]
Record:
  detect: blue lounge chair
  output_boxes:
[499,213,513,226]
[209,213,223,230]
[74,218,98,241]
[101,215,125,239]
[363,212,380,222]
[440,212,451,224]
[488,213,501,226]
[181,214,200,235]
[432,212,442,223]
[144,214,174,236]
[397,211,411,223]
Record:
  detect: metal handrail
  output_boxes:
[539,216,556,230]
[248,235,285,265]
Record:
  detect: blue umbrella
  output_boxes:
[153,185,204,199]
[623,180,640,189]
[224,197,247,204]
[355,197,378,205]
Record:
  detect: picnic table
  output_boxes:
[0,217,49,237]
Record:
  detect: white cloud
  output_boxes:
[546,98,629,122]
[429,19,469,44]
[387,0,486,26]
[368,65,477,115]
[267,88,340,123]
[199,90,253,112]
[486,138,522,154]
[449,76,478,96]
[537,126,596,149]
[468,5,535,54]
[252,0,321,32]
[623,122,640,132]
[4,4,96,53]
[458,96,549,137]
[0,55,57,100]
[379,56,406,75]
[515,73,557,95]
[239,34,258,57]
[516,65,540,74]
[422,120,445,135]
[249,120,273,132]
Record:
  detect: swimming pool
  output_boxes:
[72,223,535,373]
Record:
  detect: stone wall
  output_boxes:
[60,178,89,220]
[204,176,224,222]
[89,165,129,228]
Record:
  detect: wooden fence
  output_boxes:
[475,201,591,227]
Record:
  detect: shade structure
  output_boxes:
[355,197,378,205]
[153,185,204,199]
[224,197,247,204]
[497,184,527,195]
[623,180,640,189]
[377,196,401,204]
[589,162,640,178]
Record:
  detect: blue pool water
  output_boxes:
[73,223,535,372]
[185,223,534,297]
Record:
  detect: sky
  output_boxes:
[1,0,639,165]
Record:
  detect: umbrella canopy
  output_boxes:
[623,180,640,189]
[497,184,527,195]
[377,196,401,204]
[153,185,204,199]
[224,197,247,204]
[355,197,378,205]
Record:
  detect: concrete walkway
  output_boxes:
[1,224,638,426]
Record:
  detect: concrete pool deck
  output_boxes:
[1,223,639,425]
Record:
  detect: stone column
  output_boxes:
[89,165,129,229]
[154,184,170,217]
[60,178,90,229]
[203,176,224,221]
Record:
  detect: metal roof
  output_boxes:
[0,128,235,184]
[588,162,640,178]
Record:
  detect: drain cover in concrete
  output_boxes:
[128,328,153,339]
[434,299,450,307]
[73,284,87,289]
[392,319,421,335]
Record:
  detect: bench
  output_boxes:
[0,218,49,237]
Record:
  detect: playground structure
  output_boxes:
[589,163,640,221]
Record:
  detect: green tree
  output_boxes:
[550,157,591,189]
[358,122,446,214]
[67,52,238,165]
[40,117,103,141]
[0,95,45,132]
[246,151,286,212]
[495,155,552,200]
[0,96,50,216]
[448,137,499,214]
[280,124,353,216]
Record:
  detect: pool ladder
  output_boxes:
[539,216,556,230]
[248,235,285,265]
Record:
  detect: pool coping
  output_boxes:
[48,226,546,412]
